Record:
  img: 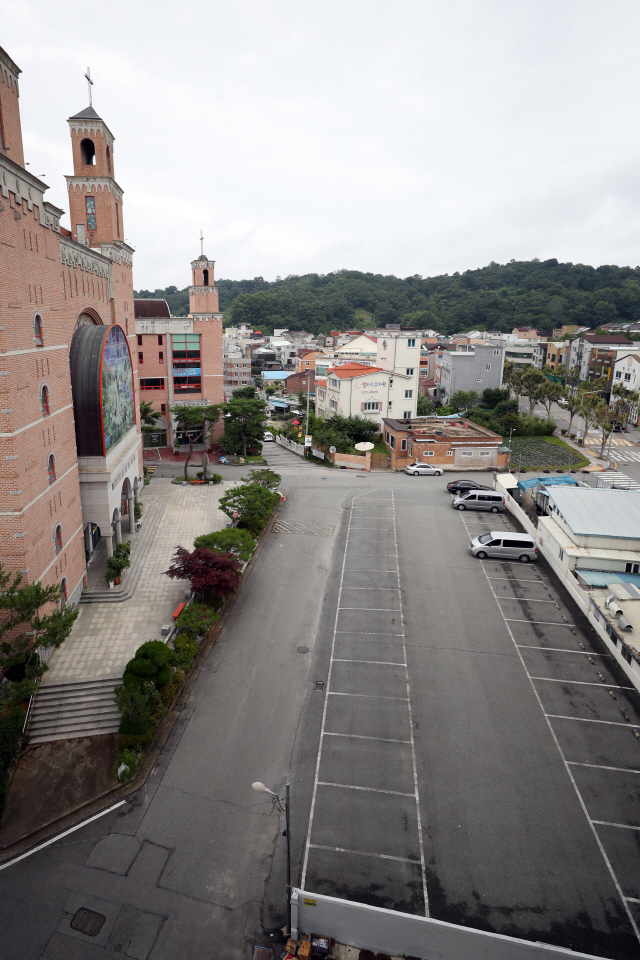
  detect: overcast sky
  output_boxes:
[5,0,640,289]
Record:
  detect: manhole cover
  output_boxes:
[297,646,309,654]
[70,908,106,937]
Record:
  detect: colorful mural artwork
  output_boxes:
[102,326,135,451]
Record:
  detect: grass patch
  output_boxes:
[509,437,589,471]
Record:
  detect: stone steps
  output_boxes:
[28,676,122,743]
[80,498,165,603]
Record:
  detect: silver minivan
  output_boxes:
[469,531,538,563]
[452,490,505,513]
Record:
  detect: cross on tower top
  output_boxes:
[200,230,204,256]
[84,67,93,107]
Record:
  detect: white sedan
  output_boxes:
[263,431,274,442]
[404,462,443,477]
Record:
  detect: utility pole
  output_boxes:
[305,379,311,458]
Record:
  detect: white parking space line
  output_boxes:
[568,762,640,774]
[626,897,640,904]
[531,677,634,689]
[343,586,401,591]
[459,513,640,944]
[324,732,411,745]
[338,607,400,612]
[486,577,548,584]
[497,597,557,603]
[546,714,638,727]
[301,487,429,916]
[309,843,418,864]
[317,781,416,798]
[333,659,407,667]
[328,691,410,702]
[592,821,640,832]
[506,619,574,627]
[517,645,613,656]
[343,569,398,574]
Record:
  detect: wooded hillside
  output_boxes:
[135,259,640,337]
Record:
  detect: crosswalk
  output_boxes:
[597,470,640,489]
[604,449,640,464]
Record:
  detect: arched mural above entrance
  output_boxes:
[70,323,136,457]
[75,309,103,329]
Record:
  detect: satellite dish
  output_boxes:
[329,446,336,454]
[354,441,375,451]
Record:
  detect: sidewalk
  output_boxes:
[42,478,234,685]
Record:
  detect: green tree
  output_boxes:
[218,483,279,536]
[564,365,582,391]
[416,394,434,416]
[240,469,281,490]
[594,401,615,458]
[449,390,479,413]
[535,380,566,419]
[565,394,582,435]
[502,362,524,401]
[232,385,257,399]
[579,394,600,444]
[0,565,78,677]
[520,368,547,411]
[170,403,221,480]
[610,383,640,431]
[140,400,160,428]
[193,528,256,563]
[222,395,267,458]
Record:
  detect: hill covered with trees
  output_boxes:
[135,258,640,337]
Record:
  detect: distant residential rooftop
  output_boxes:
[383,416,501,440]
[549,487,640,539]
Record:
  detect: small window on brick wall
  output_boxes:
[54,525,62,554]
[41,385,50,416]
[60,578,68,605]
[47,453,56,484]
[34,314,44,347]
[138,352,143,364]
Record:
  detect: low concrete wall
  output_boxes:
[493,478,640,693]
[291,889,603,960]
[331,451,371,471]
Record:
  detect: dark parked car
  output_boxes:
[446,479,492,496]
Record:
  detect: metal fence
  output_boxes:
[275,435,305,457]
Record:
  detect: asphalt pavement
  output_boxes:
[1,450,639,959]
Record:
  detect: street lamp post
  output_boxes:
[304,380,311,457]
[252,780,291,935]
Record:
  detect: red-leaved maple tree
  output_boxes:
[165,547,242,597]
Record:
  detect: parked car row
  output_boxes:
[402,465,538,563]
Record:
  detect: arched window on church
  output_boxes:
[106,145,111,173]
[41,385,50,416]
[54,525,63,554]
[47,453,56,484]
[60,578,68,605]
[81,138,95,165]
[34,313,44,347]
[203,269,209,286]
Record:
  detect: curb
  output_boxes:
[0,497,285,865]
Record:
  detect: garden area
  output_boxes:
[508,436,589,471]
[112,469,282,783]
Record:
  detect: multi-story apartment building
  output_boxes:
[612,353,640,424]
[0,46,142,603]
[316,363,416,425]
[569,334,632,384]
[223,353,251,396]
[503,342,544,370]
[437,344,505,402]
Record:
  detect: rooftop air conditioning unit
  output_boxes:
[609,601,624,618]
[618,616,633,631]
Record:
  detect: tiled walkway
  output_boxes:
[42,480,233,684]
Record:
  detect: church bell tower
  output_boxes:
[65,70,124,248]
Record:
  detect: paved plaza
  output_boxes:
[41,480,233,685]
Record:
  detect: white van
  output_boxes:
[469,531,538,563]
[452,490,505,513]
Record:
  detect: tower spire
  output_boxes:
[200,229,204,257]
[84,67,93,107]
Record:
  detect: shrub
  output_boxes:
[116,747,139,782]
[127,658,158,679]
[134,501,143,520]
[211,473,223,484]
[156,665,172,687]
[218,483,280,536]
[175,603,218,639]
[165,547,242,597]
[0,706,26,772]
[135,640,171,667]
[173,633,199,661]
[115,685,150,736]
[194,528,256,563]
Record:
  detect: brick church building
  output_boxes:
[0,46,223,608]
